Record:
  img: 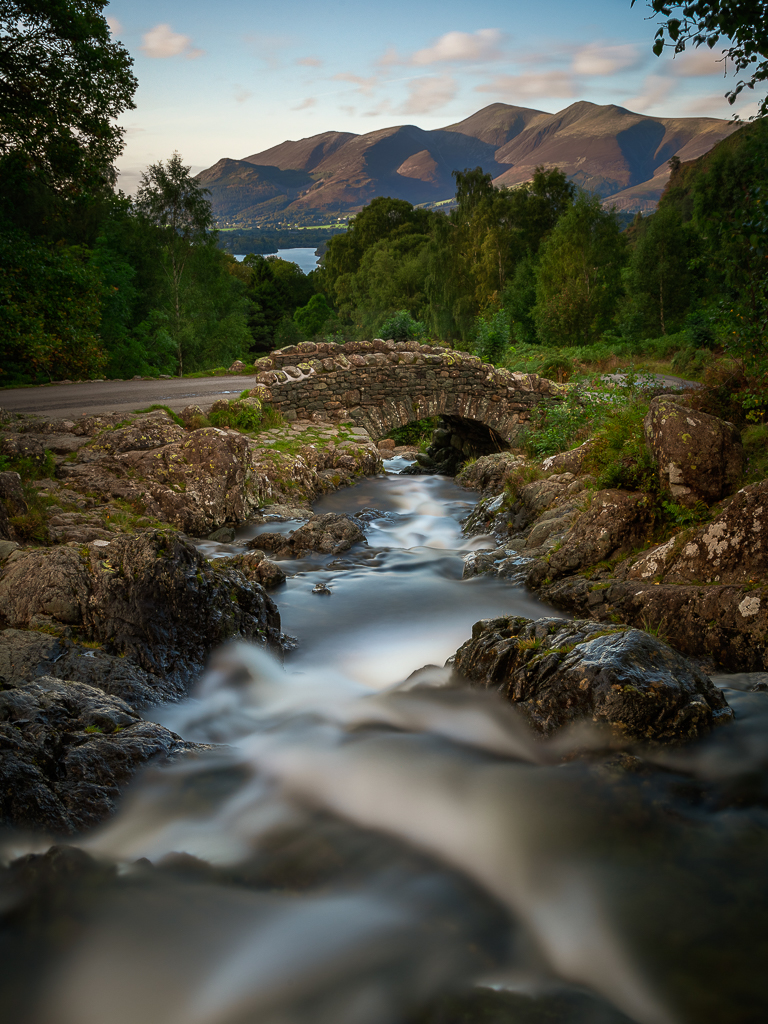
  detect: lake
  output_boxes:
[233,247,320,274]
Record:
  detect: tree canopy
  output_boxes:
[0,0,137,201]
[632,0,768,115]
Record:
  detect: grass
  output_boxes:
[502,332,700,380]
[132,404,185,427]
[743,422,768,484]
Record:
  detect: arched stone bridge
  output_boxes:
[254,339,562,446]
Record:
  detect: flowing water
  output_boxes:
[4,464,768,1024]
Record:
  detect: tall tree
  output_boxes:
[632,0,768,116]
[134,153,215,375]
[534,192,628,346]
[625,203,693,335]
[0,0,137,227]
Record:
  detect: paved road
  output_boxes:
[0,375,256,420]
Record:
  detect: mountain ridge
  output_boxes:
[197,100,738,225]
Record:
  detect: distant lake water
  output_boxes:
[233,247,320,274]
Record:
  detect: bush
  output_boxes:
[378,310,425,342]
[208,398,281,432]
[475,309,510,364]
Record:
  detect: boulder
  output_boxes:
[0,675,203,833]
[541,441,594,475]
[0,433,47,467]
[228,359,248,372]
[452,616,733,743]
[456,452,525,496]
[82,413,186,458]
[0,530,282,689]
[250,513,366,558]
[218,551,287,589]
[528,489,654,585]
[643,396,744,504]
[0,628,185,707]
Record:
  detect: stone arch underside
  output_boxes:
[255,340,563,446]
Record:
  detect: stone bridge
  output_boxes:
[253,339,562,451]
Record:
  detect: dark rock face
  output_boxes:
[217,551,287,589]
[0,628,185,708]
[0,675,202,834]
[452,616,733,743]
[528,490,654,585]
[252,513,366,558]
[0,531,282,690]
[644,396,744,504]
[0,471,26,541]
[456,452,525,496]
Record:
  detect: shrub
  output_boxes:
[378,310,425,342]
[474,309,510,365]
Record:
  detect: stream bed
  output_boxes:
[6,463,768,1024]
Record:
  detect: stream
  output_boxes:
[6,463,768,1024]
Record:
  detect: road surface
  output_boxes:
[0,375,256,420]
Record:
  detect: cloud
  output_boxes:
[297,56,323,67]
[106,16,122,35]
[243,33,292,69]
[140,24,204,59]
[626,74,673,111]
[411,28,504,66]
[476,71,575,99]
[572,43,640,76]
[667,48,727,77]
[376,46,400,68]
[400,74,457,114]
[363,100,393,118]
[682,91,734,115]
[234,86,253,103]
[293,97,317,110]
[333,72,379,97]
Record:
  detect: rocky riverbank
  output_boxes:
[457,393,768,675]
[0,403,385,830]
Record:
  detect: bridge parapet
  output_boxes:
[253,339,563,444]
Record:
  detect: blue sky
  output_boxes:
[106,0,758,192]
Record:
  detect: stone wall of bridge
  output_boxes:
[253,339,562,444]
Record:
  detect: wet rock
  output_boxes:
[219,551,287,589]
[0,530,282,690]
[452,616,733,743]
[0,675,203,834]
[251,503,313,523]
[252,513,366,558]
[528,490,654,586]
[644,396,744,504]
[208,526,235,543]
[0,628,185,707]
[312,582,332,594]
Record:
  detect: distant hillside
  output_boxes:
[198,101,738,225]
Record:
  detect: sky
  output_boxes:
[106,0,760,193]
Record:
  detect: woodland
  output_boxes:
[1,0,767,432]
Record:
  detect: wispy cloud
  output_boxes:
[234,86,253,104]
[411,28,505,66]
[626,74,674,111]
[243,33,292,69]
[293,97,317,110]
[106,16,122,35]
[400,74,457,114]
[297,56,323,67]
[571,43,640,76]
[141,24,204,59]
[666,48,727,77]
[363,100,393,118]
[476,71,575,99]
[333,72,379,97]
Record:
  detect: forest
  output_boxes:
[1,0,767,431]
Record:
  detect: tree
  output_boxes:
[294,293,333,337]
[625,203,694,334]
[633,0,768,116]
[134,153,215,374]
[534,192,628,346]
[0,1,137,213]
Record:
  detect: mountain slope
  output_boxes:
[198,101,739,225]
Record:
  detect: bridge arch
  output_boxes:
[255,339,562,445]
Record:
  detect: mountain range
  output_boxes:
[197,101,738,225]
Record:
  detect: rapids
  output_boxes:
[3,463,768,1024]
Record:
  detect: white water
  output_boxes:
[5,466,768,1024]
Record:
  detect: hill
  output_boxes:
[197,101,738,226]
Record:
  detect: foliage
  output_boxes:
[134,152,216,375]
[633,0,768,116]
[385,417,439,447]
[242,254,315,350]
[378,309,425,342]
[474,308,510,364]
[0,447,56,479]
[294,293,333,337]
[742,421,768,482]
[208,399,282,433]
[534,192,628,346]
[584,402,658,492]
[0,0,137,224]
[623,203,695,335]
[0,229,106,383]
